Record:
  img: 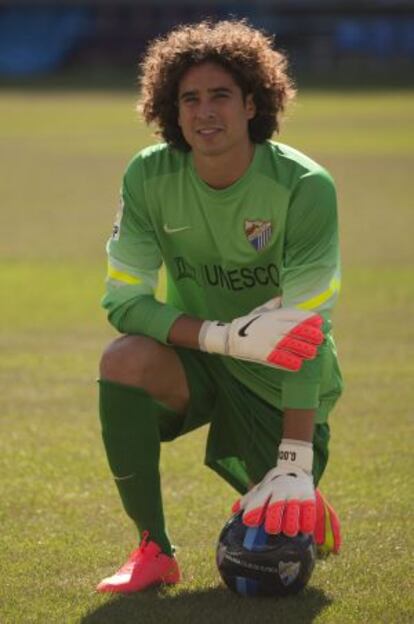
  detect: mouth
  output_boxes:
[196,128,223,137]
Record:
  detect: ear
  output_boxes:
[245,93,256,120]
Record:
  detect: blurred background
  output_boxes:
[0,0,413,87]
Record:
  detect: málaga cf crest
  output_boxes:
[245,219,272,251]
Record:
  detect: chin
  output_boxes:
[200,146,226,157]
[194,141,230,158]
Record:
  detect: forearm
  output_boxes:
[282,408,315,443]
[167,314,204,349]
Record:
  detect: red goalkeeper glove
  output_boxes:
[199,298,323,372]
[232,439,316,536]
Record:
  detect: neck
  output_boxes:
[193,141,255,189]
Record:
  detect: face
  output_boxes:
[177,62,256,158]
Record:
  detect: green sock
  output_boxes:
[98,379,173,556]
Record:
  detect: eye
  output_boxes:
[182,95,198,104]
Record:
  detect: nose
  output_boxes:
[195,99,216,121]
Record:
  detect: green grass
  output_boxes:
[1,89,413,623]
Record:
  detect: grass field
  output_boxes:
[0,89,413,623]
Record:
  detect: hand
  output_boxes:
[232,439,316,536]
[199,298,324,372]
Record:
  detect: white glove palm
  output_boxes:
[232,439,316,536]
[199,298,323,372]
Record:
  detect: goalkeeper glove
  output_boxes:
[199,298,324,372]
[314,489,341,555]
[232,439,316,536]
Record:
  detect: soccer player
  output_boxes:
[97,19,343,593]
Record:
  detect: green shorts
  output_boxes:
[157,348,330,495]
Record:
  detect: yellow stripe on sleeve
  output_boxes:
[297,277,341,311]
[107,264,142,285]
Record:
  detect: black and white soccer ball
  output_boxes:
[216,511,316,598]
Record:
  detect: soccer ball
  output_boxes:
[216,511,316,597]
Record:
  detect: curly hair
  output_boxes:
[139,19,296,151]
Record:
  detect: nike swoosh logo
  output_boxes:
[164,224,192,234]
[238,315,261,337]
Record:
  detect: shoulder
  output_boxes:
[260,140,335,191]
[124,143,186,188]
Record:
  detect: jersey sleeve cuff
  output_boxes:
[123,302,182,345]
[147,304,184,344]
[107,295,183,345]
[281,380,320,409]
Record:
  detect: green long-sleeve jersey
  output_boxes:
[102,140,343,422]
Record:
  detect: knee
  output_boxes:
[99,335,165,387]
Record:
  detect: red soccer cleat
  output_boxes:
[96,532,181,593]
[314,489,341,556]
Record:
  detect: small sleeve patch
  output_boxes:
[112,196,125,241]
